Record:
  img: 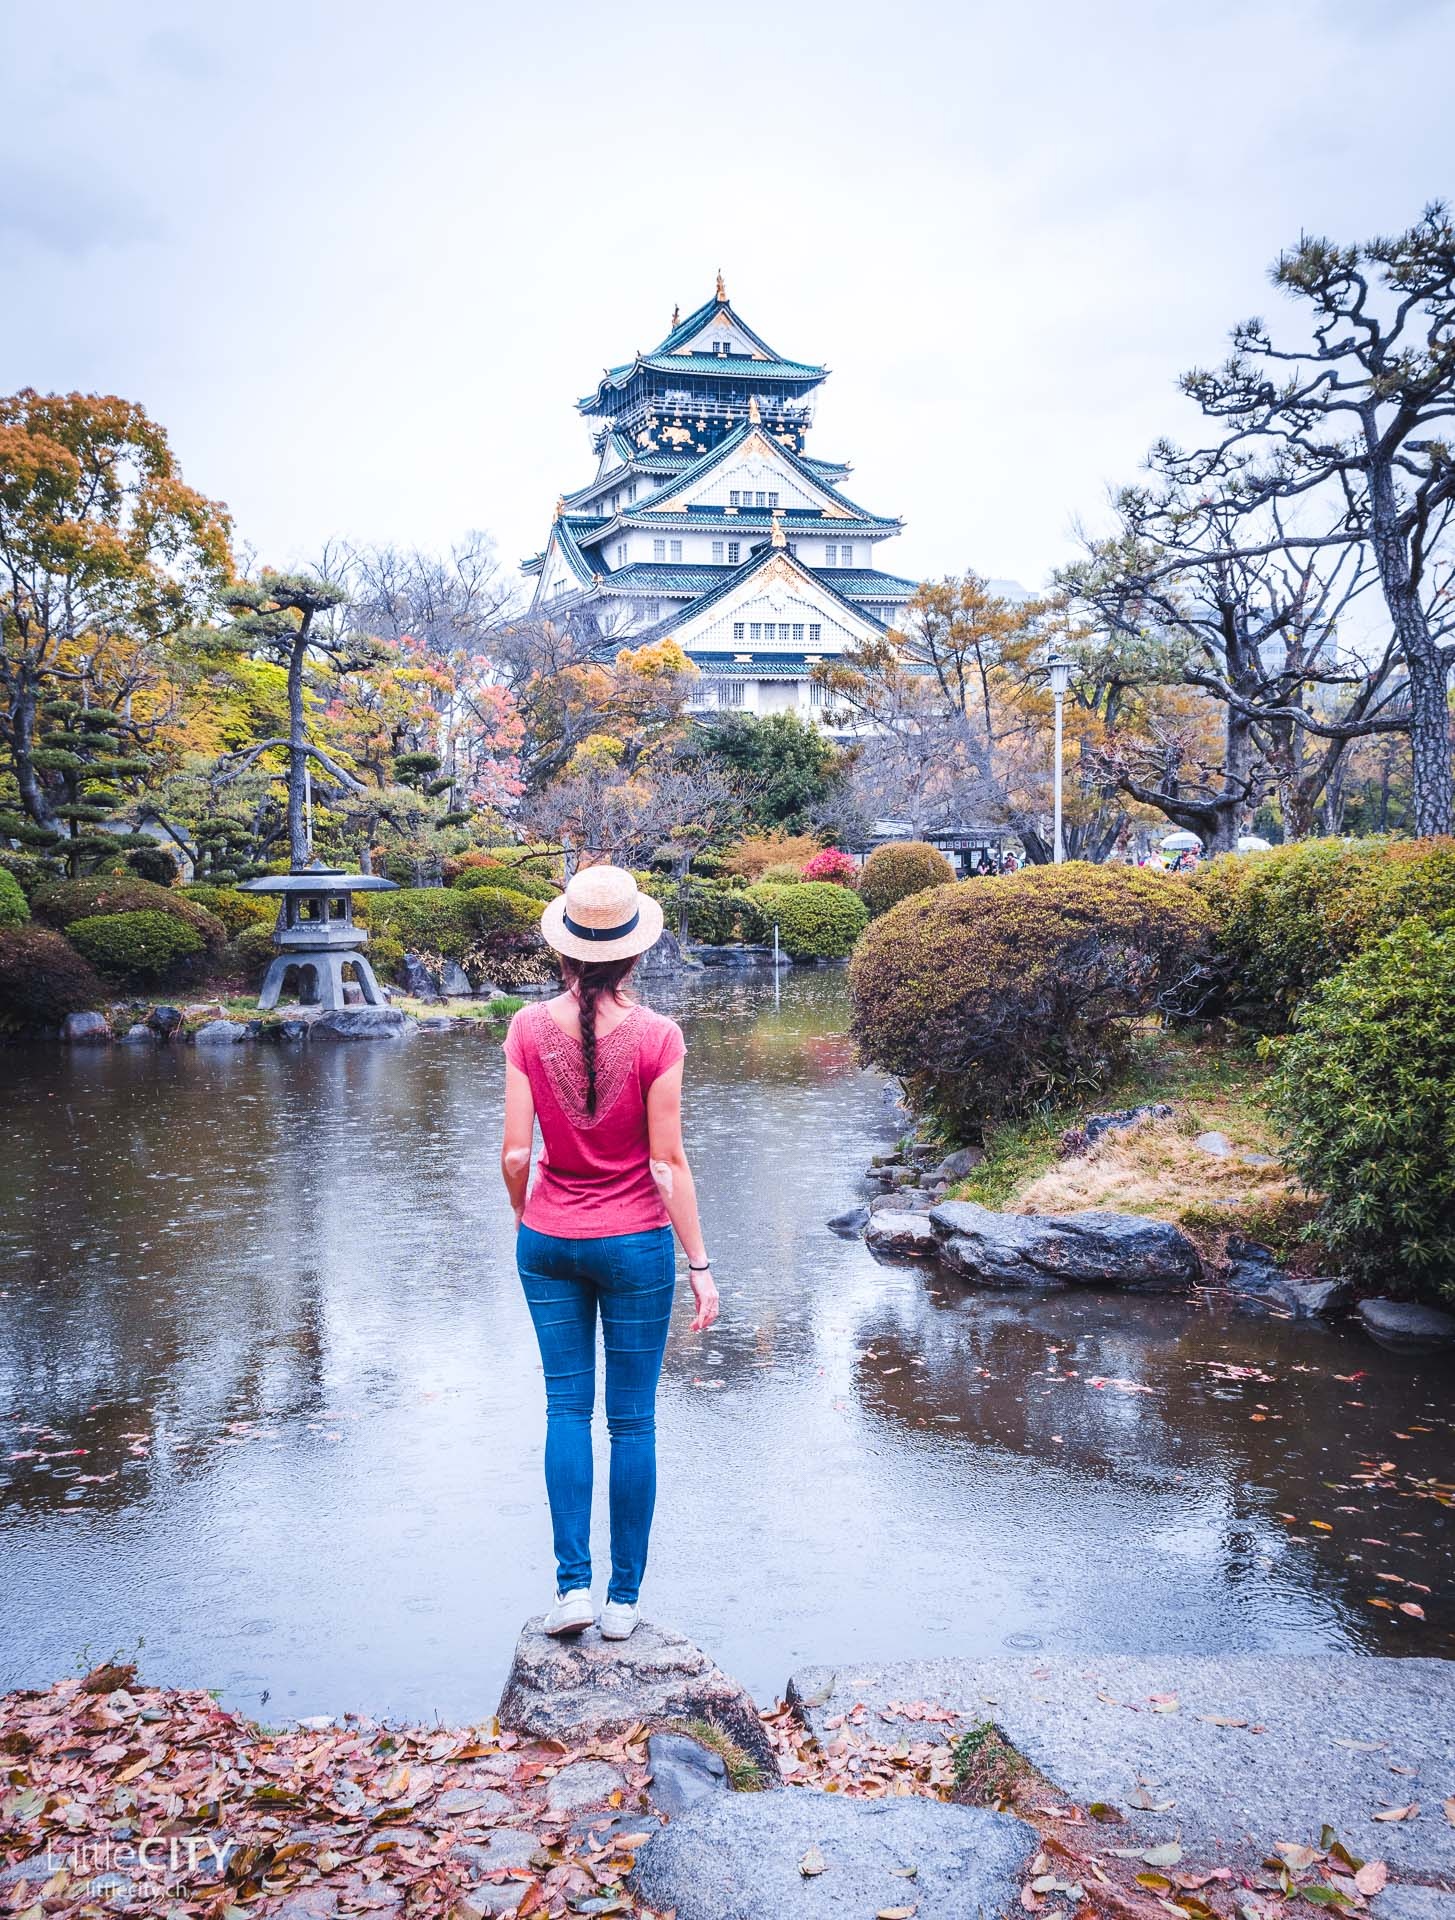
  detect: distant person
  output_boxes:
[499,865,718,1643]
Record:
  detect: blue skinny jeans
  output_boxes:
[516,1224,675,1604]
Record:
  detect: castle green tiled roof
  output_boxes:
[597,562,732,596]
[626,420,889,524]
[819,568,918,598]
[631,543,893,642]
[652,292,786,361]
[575,510,900,551]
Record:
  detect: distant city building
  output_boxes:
[522,275,916,722]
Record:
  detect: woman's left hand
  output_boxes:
[688,1266,719,1333]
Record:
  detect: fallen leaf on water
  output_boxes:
[1371,1803,1418,1822]
[1398,1603,1426,1619]
[799,1843,827,1876]
[1354,1860,1387,1896]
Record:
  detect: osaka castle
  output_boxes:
[522,275,916,720]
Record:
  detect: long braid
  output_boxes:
[577,972,603,1116]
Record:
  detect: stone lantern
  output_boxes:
[239,863,398,1011]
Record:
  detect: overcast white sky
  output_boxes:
[3,0,1452,598]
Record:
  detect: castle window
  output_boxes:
[809,623,822,643]
[729,490,740,507]
[642,600,660,621]
[792,622,804,643]
[712,542,724,563]
[670,540,683,562]
[810,679,827,707]
[653,539,666,562]
[840,542,854,567]
[825,544,837,565]
[718,680,745,707]
[755,491,766,508]
[727,542,740,564]
[768,492,779,508]
[616,543,627,566]
[733,622,745,641]
[749,623,761,641]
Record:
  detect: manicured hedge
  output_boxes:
[757,861,806,886]
[33,876,226,949]
[67,910,206,981]
[179,883,276,934]
[641,875,769,945]
[449,863,558,902]
[1193,836,1455,1030]
[0,868,29,929]
[747,880,868,959]
[0,926,103,1029]
[1271,917,1455,1301]
[366,887,480,959]
[850,863,1212,1136]
[857,840,956,917]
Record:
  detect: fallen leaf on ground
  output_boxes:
[1371,1804,1418,1822]
[1354,1860,1387,1896]
[799,1843,827,1876]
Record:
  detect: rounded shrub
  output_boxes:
[758,861,806,886]
[180,883,275,934]
[67,910,206,982]
[33,876,226,949]
[1193,836,1455,1030]
[801,847,858,886]
[0,867,30,929]
[641,875,767,945]
[366,887,480,959]
[449,862,558,902]
[0,926,103,1029]
[858,840,956,917]
[850,863,1212,1137]
[0,850,49,899]
[124,843,180,886]
[1270,918,1455,1301]
[367,933,405,982]
[747,879,868,960]
[465,887,543,939]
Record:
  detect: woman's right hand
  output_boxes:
[689,1266,719,1333]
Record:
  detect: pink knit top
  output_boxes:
[504,999,686,1238]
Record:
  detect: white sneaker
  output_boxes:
[599,1599,640,1641]
[544,1588,593,1635]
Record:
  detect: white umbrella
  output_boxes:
[1237,834,1274,852]
[1160,831,1204,852]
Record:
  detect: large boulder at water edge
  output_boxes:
[311,1007,411,1041]
[1358,1297,1455,1353]
[60,1010,110,1045]
[496,1617,776,1774]
[928,1199,1201,1291]
[864,1211,938,1257]
[629,1791,1036,1920]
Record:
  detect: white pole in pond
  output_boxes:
[773,919,780,1006]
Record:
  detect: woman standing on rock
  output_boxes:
[500,864,718,1643]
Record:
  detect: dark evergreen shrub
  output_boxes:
[33,876,226,948]
[0,868,29,929]
[180,884,276,934]
[1270,918,1455,1301]
[849,864,1212,1136]
[67,910,206,981]
[0,926,103,1028]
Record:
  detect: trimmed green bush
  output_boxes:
[641,875,767,945]
[747,879,868,959]
[757,861,806,886]
[450,863,558,902]
[0,926,103,1029]
[0,867,30,928]
[465,887,543,938]
[0,850,50,899]
[1193,836,1455,1030]
[180,883,276,934]
[33,876,226,949]
[124,843,180,886]
[850,863,1212,1136]
[67,910,206,981]
[367,933,405,982]
[858,840,956,917]
[367,887,480,959]
[1270,917,1455,1301]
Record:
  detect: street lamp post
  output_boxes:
[1047,652,1072,864]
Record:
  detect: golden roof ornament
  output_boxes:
[554,496,565,519]
[715,268,726,302]
[771,509,787,548]
[748,395,761,424]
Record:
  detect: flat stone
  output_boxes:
[192,1018,247,1045]
[182,1001,226,1019]
[0,1853,48,1890]
[787,1655,1455,1878]
[1277,1276,1353,1319]
[270,1892,340,1920]
[1075,1103,1174,1151]
[826,1204,870,1237]
[310,1007,411,1041]
[1194,1130,1233,1157]
[870,1187,935,1213]
[629,1789,1036,1920]
[1377,1891,1455,1920]
[61,1009,110,1044]
[119,1023,155,1045]
[453,1885,533,1920]
[1358,1297,1455,1353]
[864,1211,938,1257]
[646,1730,728,1818]
[434,1785,513,1818]
[496,1616,776,1775]
[440,959,473,997]
[929,1200,1201,1292]
[544,1758,627,1815]
[452,1832,540,1875]
[277,1018,308,1042]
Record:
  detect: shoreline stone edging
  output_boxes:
[496,1616,780,1778]
[786,1654,1455,1884]
[864,1198,1204,1291]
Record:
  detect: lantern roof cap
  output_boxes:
[237,864,398,894]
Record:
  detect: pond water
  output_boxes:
[1,971,1451,1723]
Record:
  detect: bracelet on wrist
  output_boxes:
[688,1260,712,1272]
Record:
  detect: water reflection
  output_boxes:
[1,972,1450,1720]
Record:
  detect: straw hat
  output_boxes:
[540,863,664,963]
